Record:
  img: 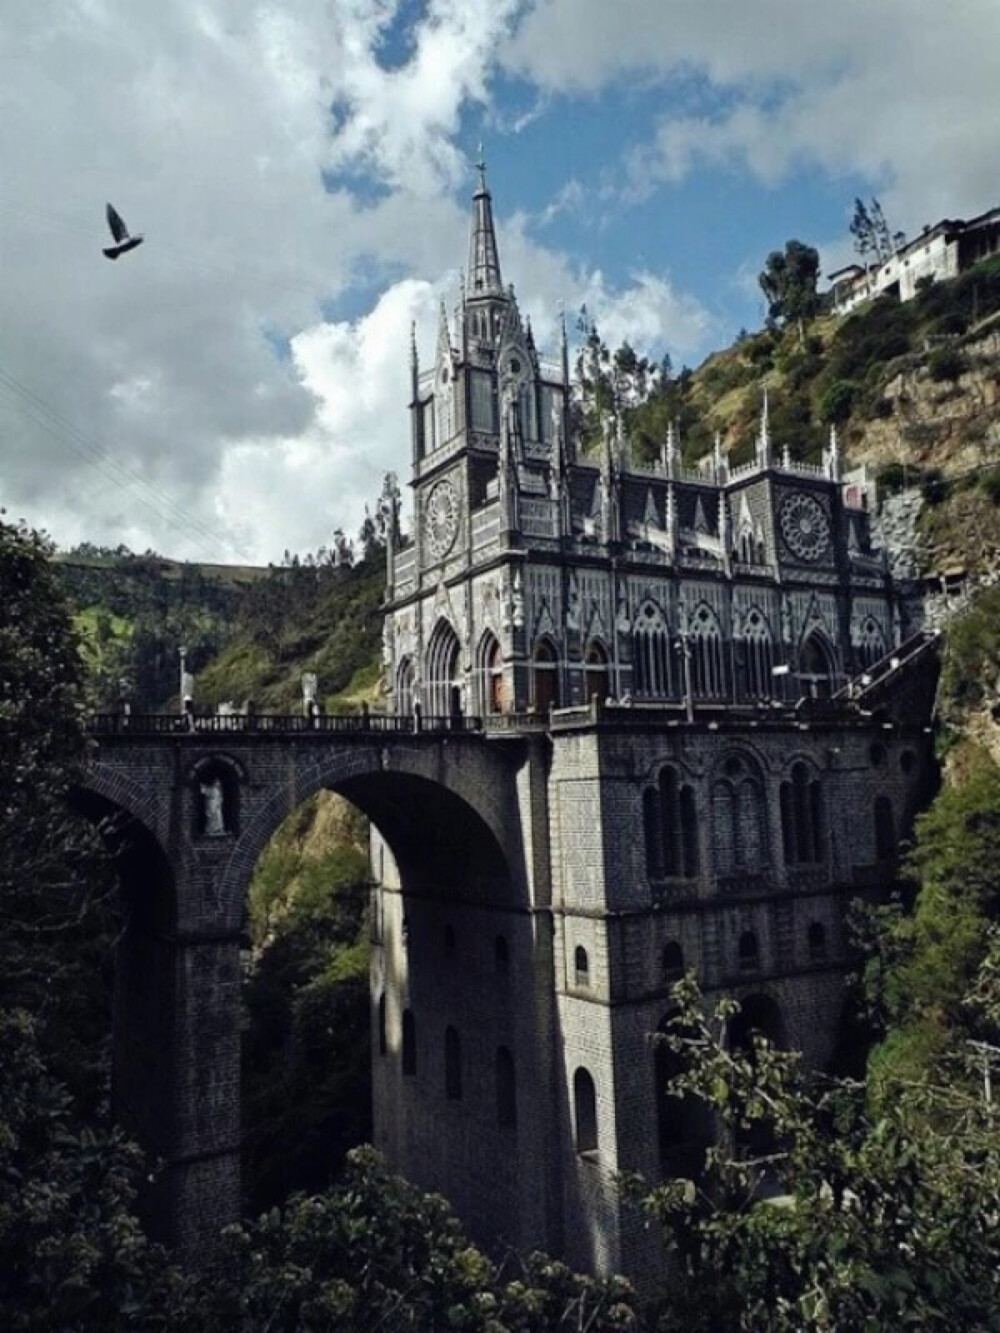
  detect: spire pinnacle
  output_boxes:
[466,146,503,301]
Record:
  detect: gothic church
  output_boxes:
[371,165,934,1283]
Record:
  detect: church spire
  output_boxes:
[465,147,503,301]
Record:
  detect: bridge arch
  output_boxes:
[214,742,527,927]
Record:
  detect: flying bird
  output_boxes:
[103,203,144,260]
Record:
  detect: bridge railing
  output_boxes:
[86,712,490,737]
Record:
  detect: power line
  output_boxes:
[0,362,254,560]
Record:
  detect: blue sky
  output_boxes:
[1,0,998,561]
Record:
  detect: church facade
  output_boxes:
[370,166,933,1282]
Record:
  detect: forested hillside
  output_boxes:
[58,545,384,713]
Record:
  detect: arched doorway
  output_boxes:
[584,640,610,703]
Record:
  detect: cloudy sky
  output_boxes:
[2,0,998,563]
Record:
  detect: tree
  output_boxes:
[636,977,1000,1332]
[851,196,904,266]
[758,241,820,346]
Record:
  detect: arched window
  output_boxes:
[662,941,684,980]
[798,632,836,699]
[402,1008,416,1076]
[738,930,760,973]
[781,761,825,865]
[584,640,610,702]
[680,786,699,877]
[425,619,461,717]
[496,1046,517,1130]
[573,1068,598,1154]
[445,1025,462,1100]
[856,617,886,672]
[532,638,560,711]
[689,604,726,699]
[807,921,827,962]
[645,765,700,880]
[874,795,896,863]
[741,609,774,701]
[435,369,454,445]
[396,656,415,715]
[633,602,673,698]
[655,1013,704,1174]
[712,755,766,876]
[574,946,590,987]
[727,995,785,1156]
[477,631,504,715]
[378,993,387,1055]
[494,934,510,975]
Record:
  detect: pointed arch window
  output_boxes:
[689,604,726,699]
[633,602,673,699]
[532,638,560,711]
[741,609,774,701]
[435,367,455,445]
[378,993,387,1056]
[584,640,610,702]
[477,630,504,714]
[856,617,887,672]
[798,632,836,699]
[645,765,700,880]
[396,656,415,715]
[425,618,461,717]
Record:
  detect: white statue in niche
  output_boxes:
[200,777,226,837]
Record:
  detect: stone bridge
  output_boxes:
[78,663,939,1279]
[78,713,550,1255]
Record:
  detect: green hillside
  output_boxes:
[58,547,385,714]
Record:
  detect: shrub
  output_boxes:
[820,379,858,423]
[978,470,1000,506]
[928,346,967,382]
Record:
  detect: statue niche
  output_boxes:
[192,759,239,839]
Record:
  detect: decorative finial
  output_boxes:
[476,142,487,193]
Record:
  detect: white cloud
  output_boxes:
[0,0,525,561]
[215,278,440,555]
[507,0,1000,228]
